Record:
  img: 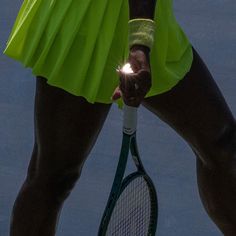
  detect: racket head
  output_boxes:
[99,172,158,236]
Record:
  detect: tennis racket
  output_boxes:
[98,104,158,236]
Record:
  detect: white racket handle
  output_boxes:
[123,104,137,135]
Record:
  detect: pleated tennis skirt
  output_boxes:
[3,0,193,106]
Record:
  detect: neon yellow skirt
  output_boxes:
[3,0,193,105]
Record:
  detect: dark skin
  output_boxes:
[10,0,236,235]
[112,0,155,106]
[112,46,152,107]
[113,0,236,235]
[143,48,236,235]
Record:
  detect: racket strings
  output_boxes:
[106,176,152,236]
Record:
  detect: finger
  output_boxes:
[123,96,141,107]
[118,69,151,102]
[119,74,137,93]
[111,87,122,101]
[136,70,152,91]
[116,68,125,78]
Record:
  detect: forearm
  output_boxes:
[129,0,157,20]
[128,0,157,54]
[113,2,156,104]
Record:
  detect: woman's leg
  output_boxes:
[10,76,112,236]
[142,48,236,235]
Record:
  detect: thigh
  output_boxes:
[33,76,112,177]
[143,47,235,166]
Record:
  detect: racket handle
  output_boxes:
[123,104,137,135]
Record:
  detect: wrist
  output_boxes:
[130,45,150,58]
[128,18,156,51]
[130,44,150,53]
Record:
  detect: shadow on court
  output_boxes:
[0,0,235,235]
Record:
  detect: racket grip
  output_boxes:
[123,104,137,135]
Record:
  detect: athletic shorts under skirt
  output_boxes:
[3,0,193,106]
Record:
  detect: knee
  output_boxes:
[51,168,82,203]
[215,120,236,166]
[31,167,82,204]
[204,120,236,170]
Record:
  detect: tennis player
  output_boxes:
[3,0,236,235]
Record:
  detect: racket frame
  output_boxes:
[98,106,158,235]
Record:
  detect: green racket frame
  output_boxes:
[98,105,158,236]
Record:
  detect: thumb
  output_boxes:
[111,86,122,101]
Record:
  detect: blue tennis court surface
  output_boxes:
[0,0,235,235]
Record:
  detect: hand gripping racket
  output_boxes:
[98,104,158,236]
